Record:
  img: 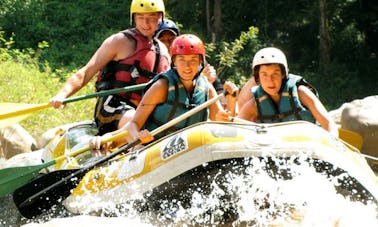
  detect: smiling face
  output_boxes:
[134,12,161,38]
[173,54,202,81]
[259,64,284,96]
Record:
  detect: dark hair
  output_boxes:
[253,64,286,84]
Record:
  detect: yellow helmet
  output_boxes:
[130,0,165,25]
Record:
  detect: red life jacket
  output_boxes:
[96,28,170,104]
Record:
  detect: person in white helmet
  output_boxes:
[238,47,338,136]
[49,0,170,135]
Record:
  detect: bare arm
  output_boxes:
[208,81,239,121]
[124,79,168,143]
[298,85,339,136]
[238,78,256,110]
[50,33,135,107]
[238,98,258,122]
[208,85,223,120]
[224,81,238,116]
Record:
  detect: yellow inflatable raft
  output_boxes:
[56,121,378,217]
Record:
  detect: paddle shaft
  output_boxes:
[15,91,227,214]
[53,130,129,164]
[361,153,378,162]
[62,83,147,104]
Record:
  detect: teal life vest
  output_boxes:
[252,74,317,123]
[144,69,209,138]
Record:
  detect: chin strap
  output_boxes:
[194,57,208,81]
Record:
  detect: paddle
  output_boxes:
[0,130,130,198]
[0,83,147,128]
[13,92,227,218]
[232,117,364,151]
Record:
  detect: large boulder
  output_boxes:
[0,124,38,159]
[331,96,378,162]
[1,149,44,168]
[0,120,96,169]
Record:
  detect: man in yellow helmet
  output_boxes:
[50,0,170,135]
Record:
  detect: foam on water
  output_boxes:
[1,156,377,226]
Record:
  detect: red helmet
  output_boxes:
[170,34,205,58]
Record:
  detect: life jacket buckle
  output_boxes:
[186,104,197,110]
[130,66,140,78]
[275,113,285,121]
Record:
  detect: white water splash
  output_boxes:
[2,156,377,226]
[232,157,378,226]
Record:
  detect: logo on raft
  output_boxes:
[161,132,189,160]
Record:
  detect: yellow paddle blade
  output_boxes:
[0,114,33,128]
[338,128,363,150]
[0,102,50,128]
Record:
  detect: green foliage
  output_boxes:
[0,0,128,70]
[0,33,94,140]
[0,0,377,112]
[207,26,261,85]
[217,27,259,71]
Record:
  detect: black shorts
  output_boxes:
[94,95,135,135]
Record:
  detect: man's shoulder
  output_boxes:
[105,30,136,46]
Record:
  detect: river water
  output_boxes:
[1,156,378,226]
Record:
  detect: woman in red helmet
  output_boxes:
[90,34,238,152]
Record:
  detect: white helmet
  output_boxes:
[252,47,288,76]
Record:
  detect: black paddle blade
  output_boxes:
[13,169,83,218]
[12,142,138,219]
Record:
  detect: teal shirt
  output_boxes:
[252,74,316,123]
[144,69,209,138]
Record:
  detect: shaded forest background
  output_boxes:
[1,0,377,110]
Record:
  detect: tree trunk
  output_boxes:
[212,0,221,43]
[206,0,221,43]
[206,0,211,40]
[319,0,330,74]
